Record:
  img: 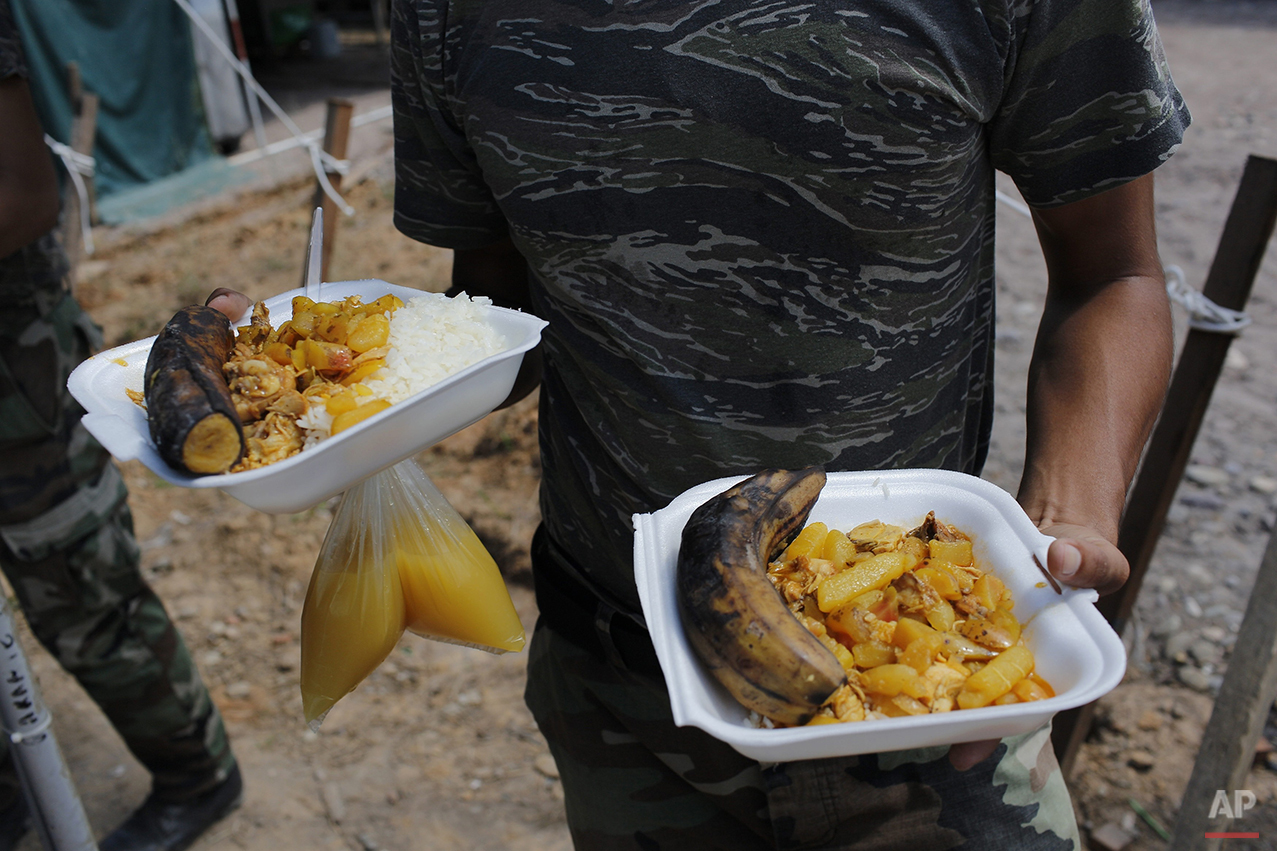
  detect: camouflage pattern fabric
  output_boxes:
[526,622,1078,850]
[392,0,1189,613]
[0,282,237,810]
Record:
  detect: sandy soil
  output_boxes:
[8,3,1277,849]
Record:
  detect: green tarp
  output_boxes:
[11,0,216,202]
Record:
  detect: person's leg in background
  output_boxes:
[0,288,239,851]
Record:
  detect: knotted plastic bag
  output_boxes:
[300,458,526,729]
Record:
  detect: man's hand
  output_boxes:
[1038,524,1129,597]
[0,75,60,259]
[451,238,542,408]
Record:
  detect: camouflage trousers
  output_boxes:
[0,285,236,811]
[524,528,1081,850]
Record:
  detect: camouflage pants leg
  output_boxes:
[525,622,775,851]
[525,625,1081,850]
[0,287,236,811]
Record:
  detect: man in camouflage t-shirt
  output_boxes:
[388,0,1188,846]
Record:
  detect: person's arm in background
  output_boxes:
[0,72,59,258]
[1019,172,1172,597]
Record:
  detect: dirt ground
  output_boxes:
[8,2,1277,849]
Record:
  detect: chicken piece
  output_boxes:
[232,412,305,470]
[906,511,964,543]
[234,300,273,349]
[846,520,906,554]
[864,612,897,646]
[828,684,866,723]
[266,389,307,418]
[922,661,970,712]
[224,348,299,423]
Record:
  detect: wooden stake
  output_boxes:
[1052,155,1277,773]
[312,97,354,284]
[59,61,99,281]
[1169,527,1277,850]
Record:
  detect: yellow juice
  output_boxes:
[396,517,525,654]
[300,550,406,728]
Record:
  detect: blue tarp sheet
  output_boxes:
[11,0,216,203]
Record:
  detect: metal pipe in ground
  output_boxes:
[1,595,97,850]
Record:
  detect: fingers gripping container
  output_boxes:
[631,469,1127,762]
[65,280,547,514]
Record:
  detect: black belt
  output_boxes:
[530,525,662,678]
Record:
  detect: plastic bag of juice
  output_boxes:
[387,459,525,654]
[299,458,525,730]
[300,473,407,730]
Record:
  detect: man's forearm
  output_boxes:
[448,237,534,312]
[1017,272,1173,542]
[1014,174,1172,595]
[0,76,60,259]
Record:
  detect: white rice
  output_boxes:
[364,292,506,404]
[292,292,505,450]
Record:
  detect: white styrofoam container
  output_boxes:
[66,279,547,514]
[632,468,1127,762]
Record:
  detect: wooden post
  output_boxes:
[58,61,99,280]
[1052,154,1277,773]
[312,98,354,283]
[1169,527,1277,849]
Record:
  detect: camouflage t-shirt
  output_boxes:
[0,0,68,301]
[392,0,1189,609]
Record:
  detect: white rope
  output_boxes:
[170,0,355,216]
[1164,264,1251,335]
[43,134,95,255]
[226,104,391,167]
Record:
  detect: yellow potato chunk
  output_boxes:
[330,399,392,435]
[956,644,1034,709]
[347,313,391,353]
[851,640,896,669]
[929,539,973,566]
[817,552,916,612]
[861,664,931,700]
[822,529,858,567]
[782,521,828,562]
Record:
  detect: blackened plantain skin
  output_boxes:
[144,305,244,474]
[676,467,847,726]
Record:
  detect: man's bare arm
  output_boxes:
[950,173,1171,771]
[0,75,60,259]
[1019,173,1173,596]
